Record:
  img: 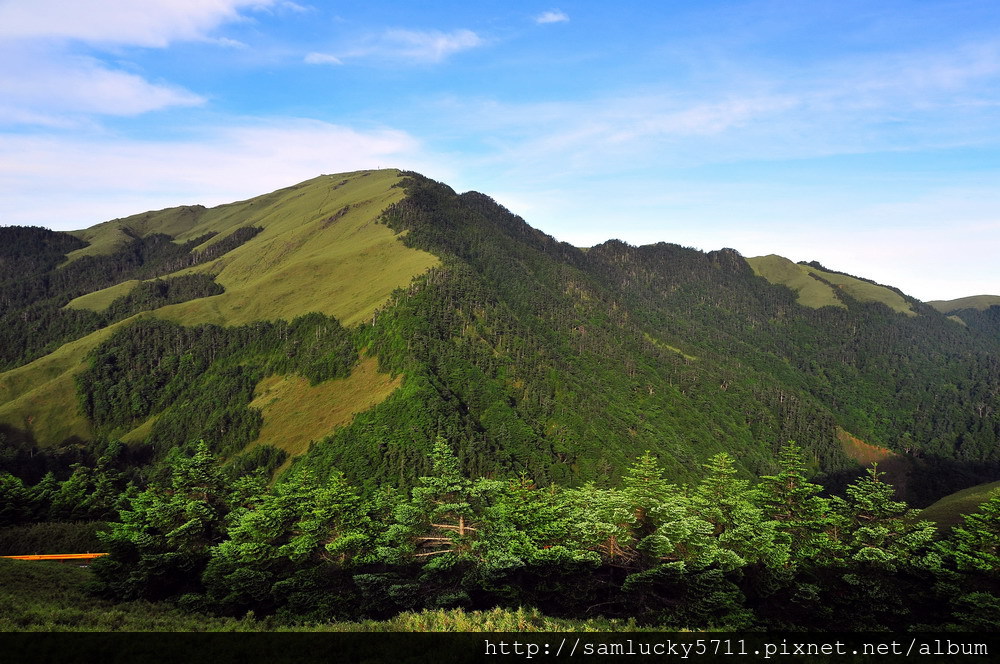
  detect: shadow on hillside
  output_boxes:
[0,424,106,483]
[819,453,1000,509]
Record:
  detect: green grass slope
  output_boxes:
[63,280,139,312]
[0,170,438,447]
[64,170,439,327]
[918,480,1000,529]
[0,326,122,445]
[927,294,1000,313]
[747,254,916,315]
[746,254,845,309]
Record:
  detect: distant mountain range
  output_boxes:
[2,170,998,505]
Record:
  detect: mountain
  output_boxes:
[928,295,1000,313]
[1,170,998,504]
[926,295,1000,337]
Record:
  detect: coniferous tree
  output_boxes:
[757,441,842,564]
[92,441,230,601]
[936,492,1000,630]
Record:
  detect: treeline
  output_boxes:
[0,441,136,526]
[83,440,998,631]
[0,225,261,371]
[290,175,856,494]
[75,313,356,462]
[319,172,998,501]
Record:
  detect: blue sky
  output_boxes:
[1,0,999,300]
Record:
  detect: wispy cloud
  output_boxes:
[535,10,569,25]
[277,1,310,13]
[0,0,276,48]
[0,1,277,125]
[211,36,249,49]
[420,36,1000,182]
[0,47,204,124]
[337,28,485,64]
[304,52,343,66]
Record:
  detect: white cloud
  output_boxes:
[277,1,310,12]
[339,28,485,64]
[211,36,249,49]
[0,0,276,47]
[0,119,441,230]
[0,50,204,119]
[0,1,276,125]
[304,52,343,66]
[417,37,1000,183]
[535,10,569,25]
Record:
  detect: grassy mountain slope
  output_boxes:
[2,170,998,506]
[64,280,140,312]
[0,325,123,445]
[919,480,1000,529]
[249,357,402,467]
[747,254,916,315]
[64,170,438,328]
[928,294,1000,313]
[746,254,846,309]
[0,170,437,449]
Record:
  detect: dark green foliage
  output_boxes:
[281,173,1000,502]
[941,490,1000,574]
[0,472,32,527]
[0,226,260,370]
[75,313,356,459]
[757,441,839,563]
[293,176,843,490]
[85,442,1000,631]
[0,440,132,528]
[0,226,87,285]
[103,274,224,320]
[935,491,1000,630]
[0,521,107,555]
[0,426,93,484]
[140,225,263,277]
[225,445,289,478]
[937,303,1000,338]
[90,442,231,601]
[202,471,376,620]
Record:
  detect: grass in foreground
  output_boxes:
[0,558,659,632]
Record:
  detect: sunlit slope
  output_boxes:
[927,294,1000,313]
[747,254,916,316]
[1,170,438,447]
[249,357,401,464]
[66,175,365,261]
[67,170,439,327]
[0,325,125,444]
[64,280,139,312]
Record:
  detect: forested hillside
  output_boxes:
[2,169,1000,631]
[1,170,998,507]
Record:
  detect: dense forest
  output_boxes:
[3,173,999,497]
[1,170,998,631]
[292,173,1000,502]
[3,440,997,631]
[0,225,260,371]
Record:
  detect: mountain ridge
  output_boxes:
[1,170,998,506]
